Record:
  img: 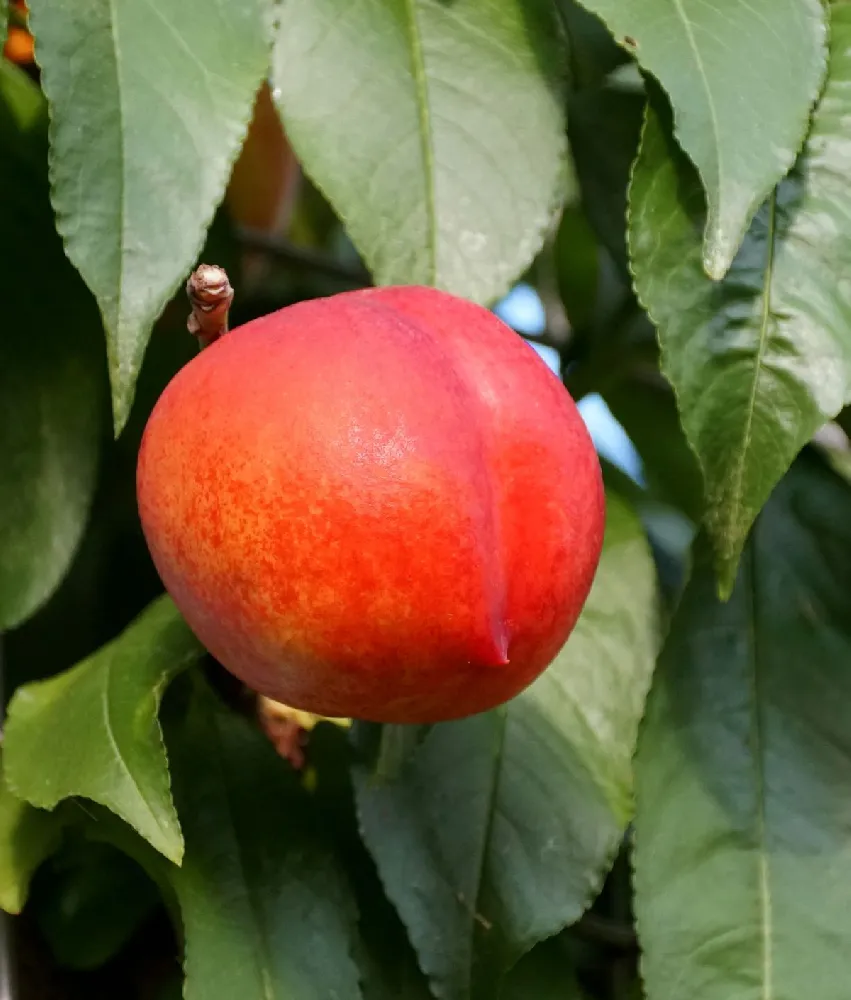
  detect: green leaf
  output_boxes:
[353,492,657,1000]
[558,0,630,91]
[4,596,202,864]
[554,204,599,333]
[0,60,105,631]
[602,376,704,523]
[629,4,851,595]
[31,839,159,970]
[165,682,363,1000]
[633,448,851,1000]
[27,0,271,433]
[502,937,584,1000]
[580,0,826,278]
[0,760,65,914]
[270,0,568,304]
[567,64,645,274]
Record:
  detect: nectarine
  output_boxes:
[137,285,604,722]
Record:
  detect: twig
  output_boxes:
[573,911,638,951]
[236,228,370,286]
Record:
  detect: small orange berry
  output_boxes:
[3,26,34,65]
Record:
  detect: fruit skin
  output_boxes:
[136,286,605,723]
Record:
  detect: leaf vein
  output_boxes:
[401,0,438,285]
[746,537,774,1000]
[725,191,778,556]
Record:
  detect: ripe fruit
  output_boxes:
[137,285,604,723]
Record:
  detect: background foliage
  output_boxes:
[2,0,850,998]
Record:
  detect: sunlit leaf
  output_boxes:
[629,3,851,593]
[270,0,568,305]
[5,597,202,863]
[28,0,271,431]
[582,0,826,277]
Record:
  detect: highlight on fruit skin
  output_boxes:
[136,281,605,724]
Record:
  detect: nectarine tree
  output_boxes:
[1,1,850,999]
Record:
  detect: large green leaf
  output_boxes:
[629,2,851,596]
[0,760,64,914]
[27,0,271,433]
[166,682,363,1000]
[0,60,105,631]
[353,493,657,1000]
[633,449,851,1000]
[580,0,826,278]
[4,596,202,864]
[270,0,568,305]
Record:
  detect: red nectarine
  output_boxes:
[137,285,604,722]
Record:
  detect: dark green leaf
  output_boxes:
[270,0,568,305]
[568,66,645,273]
[0,759,64,914]
[580,0,826,278]
[602,376,704,522]
[502,937,584,1000]
[558,0,629,90]
[165,682,363,1000]
[0,60,105,631]
[353,493,657,1000]
[359,918,433,1000]
[634,449,851,1000]
[31,839,159,970]
[27,0,271,432]
[4,596,202,864]
[629,4,851,594]
[554,204,599,333]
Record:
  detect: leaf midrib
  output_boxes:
[106,0,127,388]
[401,0,438,284]
[671,0,723,231]
[468,708,507,1000]
[99,651,168,841]
[723,191,778,563]
[745,541,774,999]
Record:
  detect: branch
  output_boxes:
[573,911,638,951]
[236,227,370,286]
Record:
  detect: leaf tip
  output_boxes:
[701,239,732,282]
[0,894,23,917]
[166,841,185,868]
[144,819,184,867]
[712,545,740,603]
[109,376,135,439]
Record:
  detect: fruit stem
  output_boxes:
[186,264,234,349]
